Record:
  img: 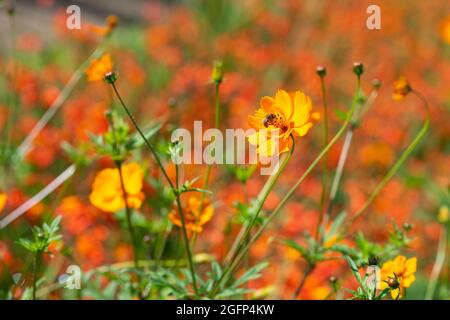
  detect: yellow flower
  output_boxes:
[392,76,411,101]
[86,54,113,82]
[89,162,145,213]
[380,255,417,299]
[247,89,314,157]
[168,196,214,233]
[438,205,449,224]
[0,192,7,212]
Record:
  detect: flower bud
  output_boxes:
[438,205,449,224]
[368,256,379,266]
[352,62,364,76]
[103,71,118,84]
[316,66,327,77]
[212,61,224,85]
[372,78,381,90]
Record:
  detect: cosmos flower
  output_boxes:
[89,15,119,37]
[89,162,145,213]
[380,255,417,299]
[247,89,314,157]
[85,54,113,82]
[392,76,412,101]
[168,196,214,233]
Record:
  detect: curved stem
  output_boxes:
[109,83,199,295]
[225,135,295,265]
[347,89,430,226]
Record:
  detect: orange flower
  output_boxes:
[392,76,411,101]
[247,89,314,157]
[89,15,119,37]
[168,196,214,233]
[89,162,145,213]
[85,54,113,82]
[0,192,7,212]
[440,15,450,44]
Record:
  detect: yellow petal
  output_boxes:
[294,122,313,137]
[123,162,144,195]
[260,96,276,113]
[292,91,312,127]
[275,89,292,119]
[248,108,267,129]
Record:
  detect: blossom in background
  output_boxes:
[440,15,450,44]
[89,162,145,213]
[247,89,314,157]
[0,192,6,212]
[392,76,412,101]
[438,205,449,224]
[85,54,113,81]
[380,255,417,299]
[89,15,119,37]
[169,196,214,233]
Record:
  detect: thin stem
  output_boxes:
[225,136,294,265]
[32,252,40,300]
[109,82,199,295]
[292,263,314,299]
[200,83,221,211]
[323,78,364,222]
[425,224,448,300]
[116,163,140,269]
[17,45,108,157]
[318,75,329,224]
[347,89,430,226]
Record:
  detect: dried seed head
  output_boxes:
[212,61,224,85]
[316,66,327,77]
[103,71,118,84]
[352,62,364,76]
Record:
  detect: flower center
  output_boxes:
[263,113,289,132]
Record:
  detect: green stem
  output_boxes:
[224,136,294,265]
[200,83,221,211]
[110,82,199,296]
[347,90,430,226]
[116,162,141,278]
[292,263,315,299]
[32,252,40,300]
[316,75,329,238]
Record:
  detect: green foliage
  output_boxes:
[149,260,268,299]
[16,216,62,254]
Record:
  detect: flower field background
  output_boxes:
[0,0,449,300]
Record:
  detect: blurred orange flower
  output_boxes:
[86,54,113,82]
[440,15,450,44]
[169,196,214,233]
[89,15,119,37]
[247,89,314,157]
[381,255,417,299]
[89,162,145,213]
[393,76,411,101]
[0,192,7,212]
